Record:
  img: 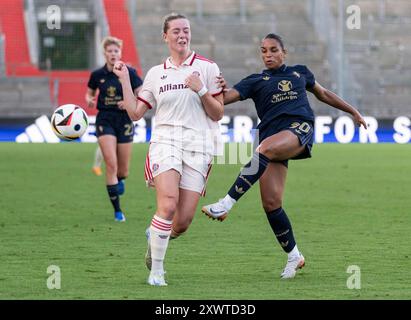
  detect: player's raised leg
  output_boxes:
[147,169,180,286]
[259,162,305,279]
[202,130,304,220]
[98,135,124,221]
[92,145,103,176]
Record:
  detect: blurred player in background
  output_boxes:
[114,13,224,286]
[86,36,143,222]
[202,33,367,279]
[92,145,103,176]
[84,83,104,176]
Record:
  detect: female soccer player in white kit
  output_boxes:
[113,13,224,286]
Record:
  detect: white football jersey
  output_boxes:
[138,51,223,155]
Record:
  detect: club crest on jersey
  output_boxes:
[192,71,200,77]
[107,86,116,97]
[278,80,292,92]
[152,163,159,172]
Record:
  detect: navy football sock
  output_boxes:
[266,207,296,253]
[106,184,122,213]
[227,152,270,201]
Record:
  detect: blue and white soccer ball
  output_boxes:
[51,104,89,141]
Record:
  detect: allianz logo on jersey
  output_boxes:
[15,115,97,143]
[159,83,189,95]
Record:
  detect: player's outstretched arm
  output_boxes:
[309,81,367,128]
[222,88,241,105]
[216,75,241,105]
[113,61,148,121]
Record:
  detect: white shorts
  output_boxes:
[144,142,213,195]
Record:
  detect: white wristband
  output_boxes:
[198,86,208,97]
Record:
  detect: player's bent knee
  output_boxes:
[158,198,179,218]
[172,224,189,236]
[257,144,281,161]
[262,198,283,212]
[159,205,177,217]
[170,227,186,240]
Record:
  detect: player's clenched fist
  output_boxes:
[185,74,204,93]
[113,61,129,80]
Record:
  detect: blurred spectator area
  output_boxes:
[0,0,410,120]
[0,0,140,119]
[131,0,411,119]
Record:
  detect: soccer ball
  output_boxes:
[51,104,89,140]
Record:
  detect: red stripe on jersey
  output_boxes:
[163,61,167,69]
[189,53,197,66]
[138,97,153,109]
[212,88,224,97]
[195,54,214,64]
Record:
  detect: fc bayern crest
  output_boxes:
[152,163,159,172]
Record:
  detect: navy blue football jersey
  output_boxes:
[233,64,315,130]
[87,64,143,112]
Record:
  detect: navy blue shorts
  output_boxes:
[256,115,314,167]
[95,110,134,143]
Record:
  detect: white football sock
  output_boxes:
[222,194,236,211]
[150,215,172,274]
[288,245,300,259]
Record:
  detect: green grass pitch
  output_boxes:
[0,143,410,299]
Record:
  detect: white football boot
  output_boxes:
[280,253,305,279]
[147,271,167,286]
[201,199,229,221]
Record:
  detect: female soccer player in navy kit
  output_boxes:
[86,36,143,222]
[202,33,367,279]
